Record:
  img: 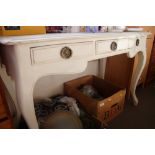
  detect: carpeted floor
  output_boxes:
[109,81,155,129]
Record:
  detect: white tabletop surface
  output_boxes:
[0,32,149,45]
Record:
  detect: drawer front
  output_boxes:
[96,39,128,54]
[135,37,145,51]
[31,42,94,64]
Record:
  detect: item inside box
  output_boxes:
[79,84,104,100]
[64,75,126,123]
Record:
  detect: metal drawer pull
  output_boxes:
[111,41,117,51]
[60,47,72,59]
[136,39,140,46]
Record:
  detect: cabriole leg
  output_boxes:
[15,79,39,128]
[130,51,146,106]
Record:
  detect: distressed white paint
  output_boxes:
[0,32,149,128]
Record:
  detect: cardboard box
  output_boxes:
[64,75,126,123]
[0,26,46,36]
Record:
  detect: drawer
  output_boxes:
[96,39,128,54]
[31,42,94,64]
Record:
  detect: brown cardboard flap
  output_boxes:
[64,75,126,123]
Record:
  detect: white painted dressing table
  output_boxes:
[0,32,149,128]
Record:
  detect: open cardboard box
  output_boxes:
[64,75,126,123]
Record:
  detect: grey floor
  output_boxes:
[109,81,155,129]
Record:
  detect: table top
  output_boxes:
[0,32,149,45]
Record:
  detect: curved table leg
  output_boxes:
[14,60,88,129]
[15,78,38,128]
[129,51,146,106]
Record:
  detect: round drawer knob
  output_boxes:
[111,41,117,51]
[60,47,72,59]
[136,39,140,46]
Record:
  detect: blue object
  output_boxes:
[86,26,99,33]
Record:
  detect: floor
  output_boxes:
[19,80,155,129]
[109,81,155,129]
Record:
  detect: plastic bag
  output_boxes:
[80,85,103,100]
